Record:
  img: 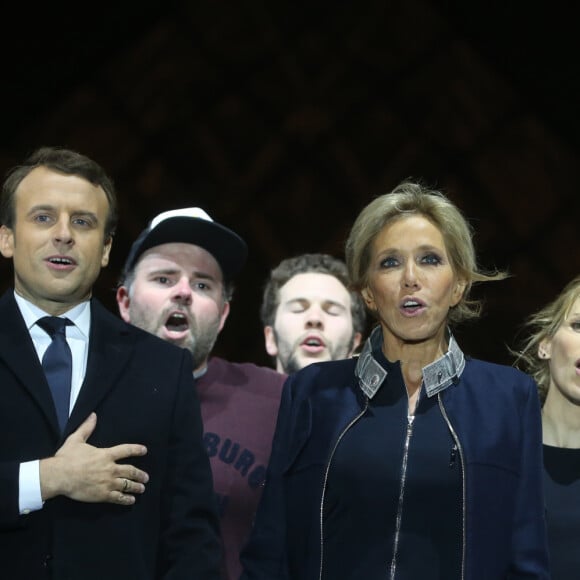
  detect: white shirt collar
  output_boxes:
[14,291,91,339]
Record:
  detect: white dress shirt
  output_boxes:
[14,292,91,514]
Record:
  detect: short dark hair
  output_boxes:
[0,146,118,238]
[260,253,366,335]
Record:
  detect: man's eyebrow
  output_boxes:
[285,297,310,304]
[71,210,99,220]
[26,204,56,218]
[323,299,347,310]
[191,271,218,281]
[146,267,179,276]
[27,204,54,213]
[284,297,347,309]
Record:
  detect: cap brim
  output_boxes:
[123,216,248,281]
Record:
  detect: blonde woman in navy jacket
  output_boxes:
[240,181,549,579]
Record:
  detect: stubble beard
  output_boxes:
[274,329,355,374]
[280,354,302,375]
[128,304,221,370]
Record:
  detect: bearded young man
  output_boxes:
[261,253,367,373]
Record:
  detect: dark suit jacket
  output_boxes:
[0,291,222,579]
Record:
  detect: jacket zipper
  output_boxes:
[317,393,465,580]
[438,394,466,580]
[388,413,415,580]
[319,399,369,580]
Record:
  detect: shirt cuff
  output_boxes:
[19,460,43,514]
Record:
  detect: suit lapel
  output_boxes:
[0,291,61,434]
[67,299,136,433]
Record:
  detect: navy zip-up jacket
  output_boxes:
[240,328,549,580]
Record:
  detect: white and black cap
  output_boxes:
[122,207,248,282]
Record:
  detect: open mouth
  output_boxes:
[47,256,75,266]
[165,312,189,332]
[301,335,326,352]
[401,299,423,313]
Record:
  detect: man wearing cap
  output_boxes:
[116,207,286,580]
[261,253,367,373]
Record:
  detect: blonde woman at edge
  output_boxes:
[513,274,580,580]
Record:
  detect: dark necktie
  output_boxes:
[37,316,73,432]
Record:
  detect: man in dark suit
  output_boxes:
[0,147,222,579]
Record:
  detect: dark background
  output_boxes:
[1,1,579,367]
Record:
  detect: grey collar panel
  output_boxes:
[354,326,466,400]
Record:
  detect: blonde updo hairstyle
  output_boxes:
[345,181,506,326]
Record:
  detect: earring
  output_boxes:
[539,350,547,359]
